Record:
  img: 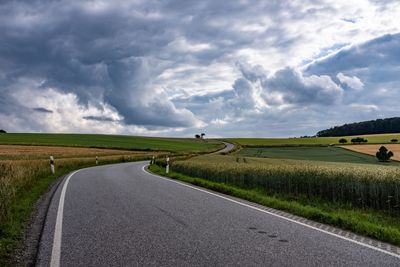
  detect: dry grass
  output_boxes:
[340,144,400,161]
[0,145,164,223]
[0,145,148,160]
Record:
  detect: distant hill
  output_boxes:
[317,117,400,137]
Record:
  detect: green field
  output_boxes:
[238,146,399,165]
[230,133,400,147]
[0,133,222,153]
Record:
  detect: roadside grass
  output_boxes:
[0,144,152,161]
[0,133,222,153]
[230,133,400,147]
[149,164,400,246]
[238,146,400,165]
[0,152,159,266]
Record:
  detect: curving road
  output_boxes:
[36,160,400,266]
[214,141,236,154]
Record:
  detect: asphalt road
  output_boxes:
[214,141,235,154]
[36,161,400,266]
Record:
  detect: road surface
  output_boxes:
[36,161,400,266]
[214,141,235,154]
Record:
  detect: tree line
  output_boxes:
[317,117,400,137]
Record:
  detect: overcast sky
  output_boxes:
[1,0,399,137]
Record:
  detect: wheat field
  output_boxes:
[0,145,163,223]
[340,144,400,161]
[172,155,400,212]
[0,145,150,160]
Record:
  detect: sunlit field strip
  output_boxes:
[231,133,400,146]
[340,144,400,161]
[0,133,222,153]
[172,155,400,212]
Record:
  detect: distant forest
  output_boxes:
[317,117,400,137]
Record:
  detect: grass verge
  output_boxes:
[0,156,148,266]
[149,164,400,246]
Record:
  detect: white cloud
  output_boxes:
[210,118,228,125]
[1,0,400,136]
[337,73,364,90]
[0,81,204,136]
[349,103,378,111]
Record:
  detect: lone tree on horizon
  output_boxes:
[195,134,201,139]
[0,129,6,133]
[338,138,347,144]
[391,138,398,143]
[201,133,205,139]
[376,146,394,162]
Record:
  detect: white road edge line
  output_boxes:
[143,164,400,260]
[50,170,80,267]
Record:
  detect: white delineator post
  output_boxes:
[151,156,155,165]
[166,156,170,174]
[50,156,55,174]
[96,156,98,165]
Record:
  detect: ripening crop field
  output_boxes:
[0,145,162,223]
[230,133,400,147]
[172,155,400,213]
[340,144,400,161]
[0,145,153,160]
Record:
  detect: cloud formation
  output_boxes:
[172,30,400,137]
[264,68,343,105]
[0,0,400,136]
[0,0,202,131]
[336,73,364,90]
[33,107,53,113]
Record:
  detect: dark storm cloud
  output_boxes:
[83,115,116,122]
[33,107,53,113]
[1,0,399,136]
[1,0,324,130]
[217,32,400,130]
[304,32,400,107]
[305,33,400,77]
[0,91,18,114]
[0,0,201,128]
